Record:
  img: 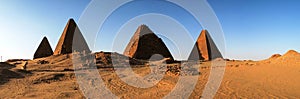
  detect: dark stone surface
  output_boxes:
[34,37,53,59]
[124,25,174,61]
[53,19,90,55]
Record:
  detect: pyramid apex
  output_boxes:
[139,24,150,29]
[136,24,153,35]
[67,18,76,24]
[68,18,75,21]
[42,36,48,39]
[140,24,148,27]
[41,36,50,42]
[201,29,208,33]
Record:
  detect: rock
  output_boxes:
[37,60,49,64]
[95,52,146,67]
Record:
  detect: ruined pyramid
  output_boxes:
[124,25,174,61]
[53,19,90,55]
[188,30,223,61]
[33,37,53,59]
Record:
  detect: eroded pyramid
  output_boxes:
[34,37,53,59]
[188,30,223,61]
[53,19,90,55]
[124,25,174,61]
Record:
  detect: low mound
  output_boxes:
[95,52,147,67]
[29,51,147,70]
[0,62,15,69]
[5,59,30,63]
[282,50,300,57]
[269,54,282,59]
[28,54,73,71]
[33,73,75,84]
[262,50,300,64]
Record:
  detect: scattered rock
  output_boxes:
[33,73,74,84]
[37,60,49,64]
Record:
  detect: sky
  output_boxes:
[209,0,300,60]
[0,0,300,61]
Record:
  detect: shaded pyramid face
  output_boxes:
[54,19,90,55]
[124,25,174,60]
[34,37,53,59]
[188,30,223,61]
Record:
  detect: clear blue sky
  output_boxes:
[0,0,300,61]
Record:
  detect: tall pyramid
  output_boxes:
[53,18,90,55]
[124,25,174,61]
[188,30,223,61]
[34,36,53,59]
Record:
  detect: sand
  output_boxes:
[216,61,300,98]
[0,52,300,98]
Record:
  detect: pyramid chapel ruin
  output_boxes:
[124,25,174,61]
[188,30,223,61]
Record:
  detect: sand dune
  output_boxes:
[262,50,300,64]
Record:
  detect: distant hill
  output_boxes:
[261,50,300,64]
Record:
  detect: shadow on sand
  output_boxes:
[0,62,27,85]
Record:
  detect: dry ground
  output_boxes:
[0,52,300,98]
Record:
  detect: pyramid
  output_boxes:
[188,30,223,61]
[124,25,174,61]
[33,37,53,59]
[53,18,90,55]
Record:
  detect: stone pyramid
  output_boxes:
[34,37,53,59]
[124,24,174,61]
[188,30,223,61]
[53,18,90,55]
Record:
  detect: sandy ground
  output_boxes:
[216,61,300,98]
[0,51,300,98]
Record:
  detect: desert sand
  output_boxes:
[0,50,299,98]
